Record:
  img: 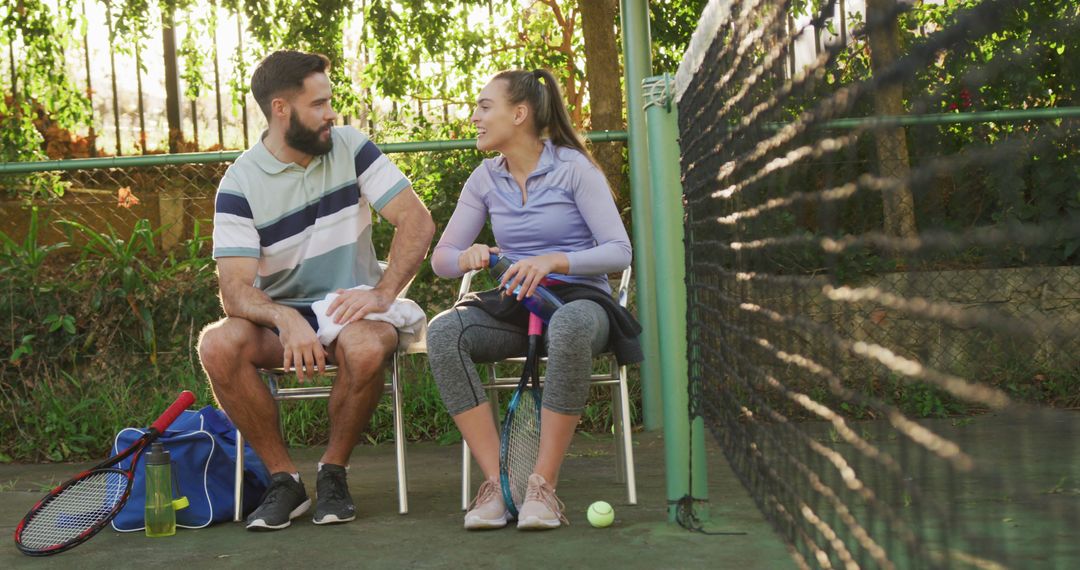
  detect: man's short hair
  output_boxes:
[250,50,331,119]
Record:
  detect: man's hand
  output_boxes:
[325,287,395,325]
[217,257,329,382]
[458,244,500,273]
[500,252,569,300]
[275,310,327,382]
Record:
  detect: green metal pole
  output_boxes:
[644,74,707,522]
[620,0,663,431]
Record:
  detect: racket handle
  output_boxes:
[528,313,543,336]
[150,390,196,434]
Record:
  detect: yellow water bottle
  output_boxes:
[144,442,188,537]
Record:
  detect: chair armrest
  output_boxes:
[457,269,480,301]
[615,266,632,308]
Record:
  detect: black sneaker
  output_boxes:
[245,472,311,531]
[312,464,356,524]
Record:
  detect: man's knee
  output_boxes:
[336,322,396,377]
[198,318,258,377]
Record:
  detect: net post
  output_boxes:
[620,0,664,431]
[643,73,709,522]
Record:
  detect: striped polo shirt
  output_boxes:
[212,126,410,312]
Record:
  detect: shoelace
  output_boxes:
[260,478,294,506]
[467,478,500,512]
[524,479,569,524]
[319,471,349,502]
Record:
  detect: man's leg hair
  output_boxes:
[198,317,297,474]
[320,319,398,466]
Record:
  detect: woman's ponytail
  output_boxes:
[532,69,593,162]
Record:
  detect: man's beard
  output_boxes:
[285,113,333,156]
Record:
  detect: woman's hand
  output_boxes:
[458,244,500,272]
[500,253,569,300]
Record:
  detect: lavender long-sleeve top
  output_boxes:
[431,140,631,293]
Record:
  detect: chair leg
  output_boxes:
[392,353,409,515]
[264,372,286,442]
[616,365,638,505]
[613,381,626,485]
[234,428,245,522]
[461,439,472,511]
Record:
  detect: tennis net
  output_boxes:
[677,0,1080,567]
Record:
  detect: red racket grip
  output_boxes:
[527,312,543,336]
[150,390,196,434]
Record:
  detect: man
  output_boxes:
[198,50,434,531]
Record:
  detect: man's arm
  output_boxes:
[373,186,436,296]
[325,187,435,324]
[218,257,290,326]
[218,256,327,379]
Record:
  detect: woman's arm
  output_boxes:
[431,199,489,278]
[564,161,633,275]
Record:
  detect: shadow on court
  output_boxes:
[0,431,794,569]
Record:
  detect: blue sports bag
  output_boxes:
[110,405,271,531]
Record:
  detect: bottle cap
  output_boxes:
[146,442,171,465]
[488,254,512,279]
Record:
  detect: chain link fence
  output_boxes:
[1,161,227,253]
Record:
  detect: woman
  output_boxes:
[426,69,640,531]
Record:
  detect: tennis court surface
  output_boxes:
[0,432,793,569]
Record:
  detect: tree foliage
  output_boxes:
[782,0,1080,263]
[650,0,710,72]
[1,0,711,163]
[1,0,91,165]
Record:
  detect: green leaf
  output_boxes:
[45,314,63,333]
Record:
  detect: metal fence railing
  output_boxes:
[0,131,628,253]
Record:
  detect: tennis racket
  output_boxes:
[499,312,544,518]
[14,390,196,556]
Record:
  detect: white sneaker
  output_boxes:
[516,473,568,530]
[464,477,511,530]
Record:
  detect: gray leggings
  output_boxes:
[426,300,610,416]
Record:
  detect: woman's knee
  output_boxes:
[426,308,467,354]
[547,300,605,341]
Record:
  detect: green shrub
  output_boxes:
[0,196,638,462]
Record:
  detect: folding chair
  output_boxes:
[457,267,638,509]
[233,262,424,519]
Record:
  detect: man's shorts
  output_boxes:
[271,305,319,335]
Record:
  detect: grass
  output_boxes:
[0,308,640,463]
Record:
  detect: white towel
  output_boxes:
[311,285,427,350]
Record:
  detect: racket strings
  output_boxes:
[19,471,128,549]
[505,390,542,508]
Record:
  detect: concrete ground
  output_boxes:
[0,432,794,569]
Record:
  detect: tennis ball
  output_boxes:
[587,500,614,528]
